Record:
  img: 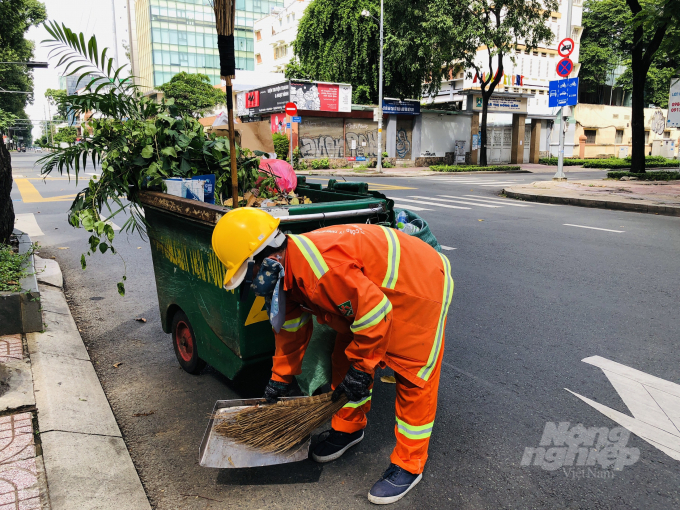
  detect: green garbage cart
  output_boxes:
[140,177,394,391]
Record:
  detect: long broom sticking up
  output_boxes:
[212,0,239,209]
[215,392,349,454]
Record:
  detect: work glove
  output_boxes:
[332,365,373,403]
[263,379,291,403]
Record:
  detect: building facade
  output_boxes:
[134,0,284,91]
[253,0,311,73]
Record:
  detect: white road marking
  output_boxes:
[392,198,470,210]
[564,224,624,233]
[440,245,456,251]
[409,195,501,208]
[393,204,433,211]
[438,195,532,207]
[567,356,680,461]
[434,179,517,185]
[14,213,44,237]
[479,183,517,187]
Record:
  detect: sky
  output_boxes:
[25,0,131,139]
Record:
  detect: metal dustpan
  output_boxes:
[199,397,311,468]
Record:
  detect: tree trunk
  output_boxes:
[0,138,15,245]
[480,94,489,167]
[629,25,646,174]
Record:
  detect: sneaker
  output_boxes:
[367,463,422,505]
[311,428,364,463]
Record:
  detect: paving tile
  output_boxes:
[0,457,40,510]
[0,416,32,439]
[0,335,23,363]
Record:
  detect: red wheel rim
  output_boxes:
[175,321,194,362]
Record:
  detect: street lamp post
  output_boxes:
[361,1,384,173]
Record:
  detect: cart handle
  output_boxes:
[278,205,385,224]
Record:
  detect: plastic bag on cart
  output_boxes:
[295,317,335,396]
[259,159,297,193]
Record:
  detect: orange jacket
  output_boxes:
[271,224,453,389]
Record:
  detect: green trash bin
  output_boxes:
[141,178,394,394]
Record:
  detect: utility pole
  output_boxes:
[376,0,384,173]
[554,0,573,181]
[111,0,121,67]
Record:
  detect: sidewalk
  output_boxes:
[302,165,532,178]
[0,255,151,510]
[503,179,680,216]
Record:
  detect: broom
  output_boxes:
[214,392,349,453]
[212,0,239,209]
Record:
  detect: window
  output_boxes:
[585,130,597,144]
[255,30,261,41]
[615,130,623,144]
[541,52,546,57]
[644,131,650,144]
[291,12,295,21]
[612,114,619,119]
[274,44,288,59]
[532,51,538,56]
[551,16,557,22]
[256,53,262,64]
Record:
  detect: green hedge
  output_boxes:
[430,165,521,172]
[538,157,589,166]
[272,132,289,160]
[607,171,680,181]
[583,158,678,169]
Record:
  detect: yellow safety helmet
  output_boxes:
[211,208,281,290]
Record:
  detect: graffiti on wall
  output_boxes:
[299,117,344,158]
[396,128,411,158]
[345,121,386,158]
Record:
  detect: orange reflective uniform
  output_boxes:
[271,224,453,474]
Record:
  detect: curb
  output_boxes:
[28,257,151,510]
[503,188,680,217]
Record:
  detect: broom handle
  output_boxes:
[226,76,239,208]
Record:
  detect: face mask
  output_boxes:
[251,258,286,333]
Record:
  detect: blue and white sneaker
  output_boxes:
[368,463,422,505]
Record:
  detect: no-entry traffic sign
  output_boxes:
[285,102,298,116]
[558,38,575,58]
[556,58,573,77]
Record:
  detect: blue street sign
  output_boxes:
[286,122,291,128]
[356,156,367,161]
[549,77,579,107]
[292,116,301,123]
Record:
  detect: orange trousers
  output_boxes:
[330,332,443,474]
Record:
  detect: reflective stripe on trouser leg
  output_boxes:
[391,335,445,474]
[331,332,372,434]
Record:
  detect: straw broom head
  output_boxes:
[214,392,349,453]
[212,0,236,80]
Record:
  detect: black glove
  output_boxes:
[332,365,373,403]
[263,379,290,403]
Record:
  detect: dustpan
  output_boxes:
[199,397,311,468]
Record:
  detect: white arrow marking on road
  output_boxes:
[102,217,121,231]
[14,213,44,237]
[440,245,456,251]
[439,195,532,207]
[567,355,680,461]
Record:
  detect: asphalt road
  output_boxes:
[10,152,680,509]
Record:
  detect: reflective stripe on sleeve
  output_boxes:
[395,417,434,440]
[350,294,392,334]
[281,312,311,333]
[417,253,454,381]
[343,388,373,408]
[288,235,329,279]
[380,226,401,290]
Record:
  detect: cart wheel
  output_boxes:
[171,310,206,375]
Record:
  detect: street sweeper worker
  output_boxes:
[212,208,453,505]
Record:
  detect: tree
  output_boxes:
[45,88,69,120]
[286,0,438,103]
[0,0,46,118]
[52,126,78,145]
[0,0,45,245]
[156,72,226,118]
[624,0,680,172]
[578,0,680,172]
[431,0,557,166]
